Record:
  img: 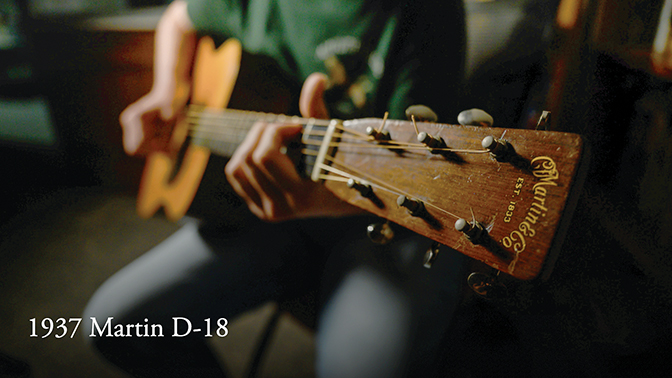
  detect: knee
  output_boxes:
[316,268,412,378]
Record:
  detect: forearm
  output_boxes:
[150,0,198,114]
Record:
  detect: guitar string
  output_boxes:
[300,123,466,221]
[185,120,489,155]
[184,107,482,220]
[185,106,490,154]
[317,155,462,220]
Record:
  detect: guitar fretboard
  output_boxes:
[184,105,331,176]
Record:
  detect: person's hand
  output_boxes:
[225,73,365,221]
[118,0,196,156]
[119,91,184,155]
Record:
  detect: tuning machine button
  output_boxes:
[457,108,494,127]
[366,126,391,141]
[367,222,394,244]
[405,105,438,123]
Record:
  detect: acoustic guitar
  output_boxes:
[134,37,588,281]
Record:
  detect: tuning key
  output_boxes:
[347,178,373,198]
[417,132,447,153]
[457,108,494,127]
[366,126,391,141]
[397,195,425,216]
[405,105,438,123]
[455,218,486,244]
[481,136,515,161]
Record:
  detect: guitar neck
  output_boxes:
[185,106,328,157]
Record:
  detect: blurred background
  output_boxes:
[2,0,672,377]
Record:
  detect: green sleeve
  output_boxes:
[184,0,243,40]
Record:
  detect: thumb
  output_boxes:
[299,73,330,119]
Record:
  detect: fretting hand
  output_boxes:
[225,73,365,221]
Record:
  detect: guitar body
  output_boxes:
[136,37,298,221]
[136,38,240,221]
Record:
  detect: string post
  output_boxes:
[535,110,551,131]
[397,195,426,216]
[482,136,514,161]
[455,218,486,244]
[366,126,391,142]
[347,178,373,198]
[417,132,447,154]
[405,105,438,123]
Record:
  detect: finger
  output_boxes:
[228,157,292,221]
[119,101,145,155]
[226,162,264,214]
[226,122,294,220]
[252,124,304,192]
[227,121,266,174]
[300,72,330,119]
[244,161,292,220]
[226,121,266,206]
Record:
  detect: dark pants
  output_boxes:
[83,215,467,378]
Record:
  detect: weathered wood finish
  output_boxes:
[323,119,586,280]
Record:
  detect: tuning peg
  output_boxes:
[467,271,508,299]
[366,126,391,141]
[367,222,394,244]
[347,178,373,197]
[481,135,517,161]
[457,108,493,127]
[367,112,392,141]
[455,218,486,245]
[405,105,438,123]
[397,195,426,217]
[417,132,448,154]
[481,136,528,170]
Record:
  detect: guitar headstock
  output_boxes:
[312,118,587,280]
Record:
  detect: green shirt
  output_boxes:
[186,0,465,121]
